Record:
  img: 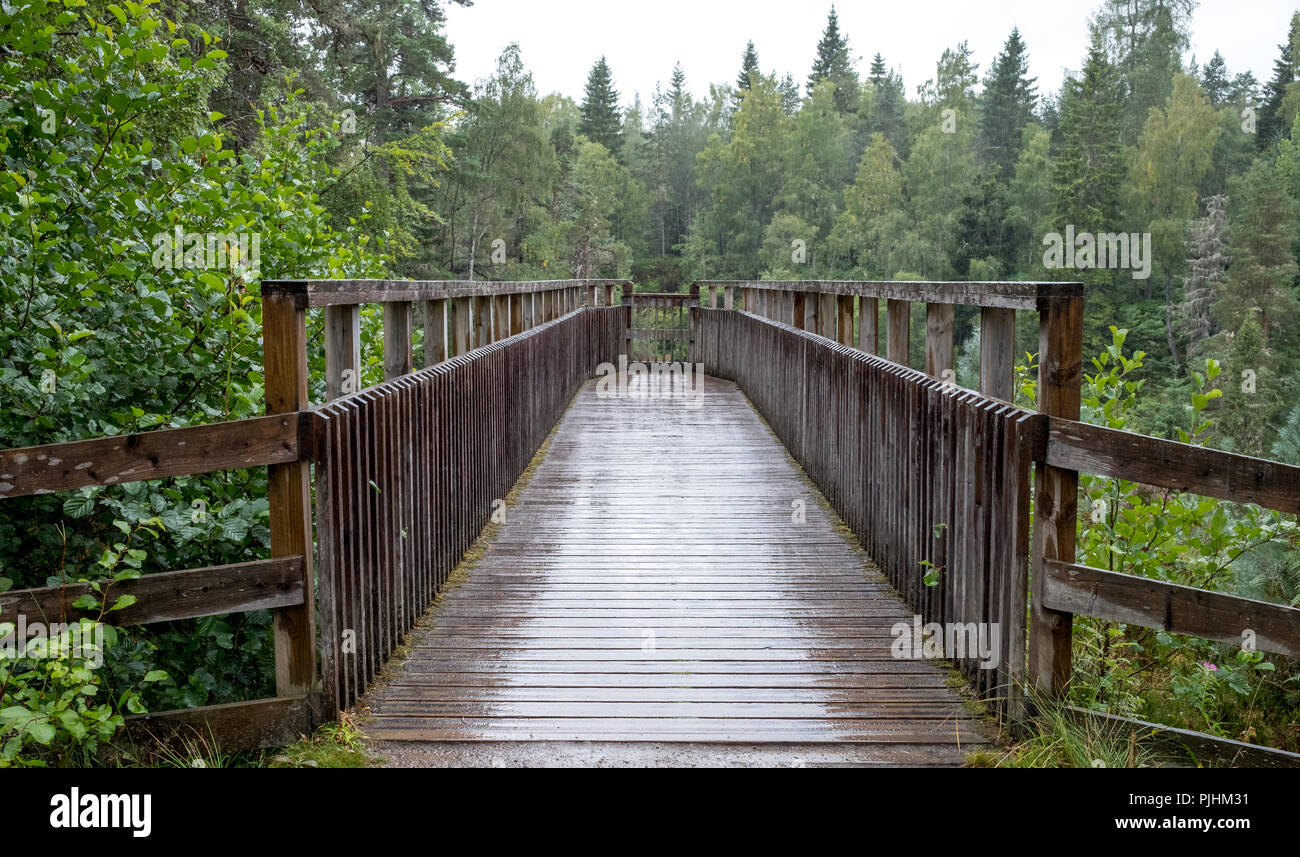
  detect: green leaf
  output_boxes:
[62,493,95,519]
[142,670,168,682]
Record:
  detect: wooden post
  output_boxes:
[792,291,806,330]
[707,285,718,309]
[604,283,615,307]
[836,295,854,345]
[886,299,910,365]
[261,294,316,698]
[925,303,954,382]
[492,294,509,340]
[383,301,412,379]
[473,294,490,347]
[858,296,878,354]
[817,293,836,339]
[523,291,536,329]
[784,290,795,326]
[980,307,1016,402]
[423,298,447,368]
[324,305,360,400]
[510,291,524,335]
[450,296,472,356]
[724,285,735,310]
[1029,290,1084,699]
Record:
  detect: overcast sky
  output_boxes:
[443,0,1293,107]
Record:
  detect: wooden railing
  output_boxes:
[622,287,697,362]
[694,280,1300,762]
[0,278,628,751]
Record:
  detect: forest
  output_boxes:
[0,0,1298,767]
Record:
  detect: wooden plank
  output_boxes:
[925,302,954,381]
[0,557,304,626]
[886,299,909,365]
[121,694,314,754]
[1042,560,1300,658]
[695,280,1082,310]
[858,296,878,354]
[261,292,318,698]
[1047,418,1300,514]
[979,306,1016,402]
[383,301,412,379]
[325,305,361,400]
[1064,706,1300,768]
[261,278,629,308]
[423,298,447,366]
[0,415,299,499]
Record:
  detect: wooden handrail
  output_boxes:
[261,277,629,308]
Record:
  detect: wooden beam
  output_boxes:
[979,306,1016,402]
[1042,560,1300,658]
[1064,706,1300,768]
[121,694,315,754]
[261,293,318,698]
[693,279,1081,311]
[1,558,304,626]
[0,414,300,499]
[1029,293,1084,699]
[261,278,629,308]
[1047,419,1300,514]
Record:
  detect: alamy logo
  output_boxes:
[594,356,705,408]
[890,615,1000,669]
[151,227,261,277]
[49,787,151,837]
[1042,226,1151,280]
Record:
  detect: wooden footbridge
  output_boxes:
[3,278,1299,765]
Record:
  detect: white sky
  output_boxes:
[443,0,1294,107]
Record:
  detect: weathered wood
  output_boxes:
[1042,560,1300,658]
[0,558,304,626]
[1064,706,1300,768]
[979,306,1016,402]
[0,415,299,499]
[449,297,472,356]
[886,299,909,365]
[836,295,854,345]
[472,294,490,348]
[1029,293,1084,699]
[695,279,1081,310]
[858,296,878,354]
[423,298,447,367]
[324,305,361,400]
[261,293,318,698]
[122,694,315,754]
[1047,419,1300,514]
[383,301,413,379]
[262,278,629,308]
[925,302,954,381]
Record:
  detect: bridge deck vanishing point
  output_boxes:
[360,375,991,765]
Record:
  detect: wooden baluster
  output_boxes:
[423,298,447,368]
[510,290,524,334]
[858,296,878,354]
[979,307,1016,402]
[837,295,854,346]
[925,302,954,382]
[724,285,735,310]
[384,301,412,379]
[886,299,909,365]
[325,305,360,400]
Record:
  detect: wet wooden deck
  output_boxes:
[362,375,989,763]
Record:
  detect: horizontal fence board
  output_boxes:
[0,414,300,499]
[121,693,315,754]
[695,280,1081,310]
[1065,706,1300,768]
[1046,418,1300,514]
[0,557,304,626]
[262,278,627,308]
[1041,560,1300,658]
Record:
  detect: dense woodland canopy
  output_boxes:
[1,0,1299,762]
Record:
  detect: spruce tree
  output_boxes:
[867,53,906,152]
[1052,36,1124,233]
[1258,14,1300,148]
[737,40,760,92]
[980,27,1038,179]
[807,6,859,112]
[1201,50,1230,107]
[579,56,623,154]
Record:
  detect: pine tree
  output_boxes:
[1052,36,1124,233]
[579,56,622,154]
[807,6,859,113]
[1258,13,1300,148]
[737,41,760,92]
[778,73,801,116]
[867,53,906,152]
[980,28,1038,179]
[1201,50,1230,106]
